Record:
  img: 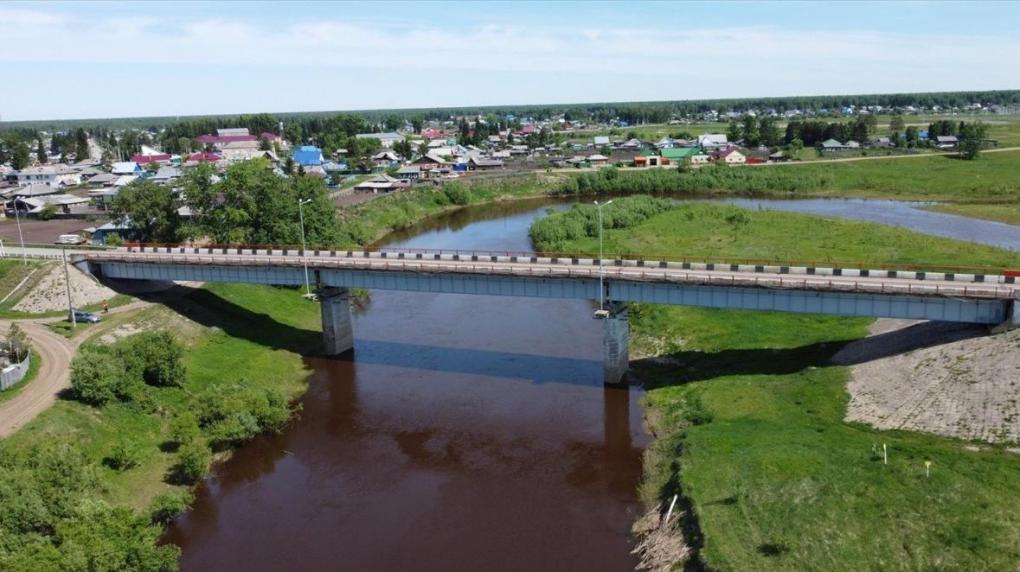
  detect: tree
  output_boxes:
[392,139,412,159]
[74,129,90,160]
[6,323,29,362]
[70,350,129,406]
[11,141,31,170]
[109,180,182,243]
[122,331,185,388]
[410,117,423,134]
[741,115,759,146]
[418,141,430,157]
[106,440,141,471]
[958,121,988,160]
[149,491,193,525]
[889,115,905,134]
[36,140,47,163]
[726,120,742,143]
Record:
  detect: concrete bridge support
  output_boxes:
[603,302,629,386]
[320,287,354,355]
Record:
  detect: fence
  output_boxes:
[1,351,31,391]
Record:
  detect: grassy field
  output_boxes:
[534,201,1020,272]
[925,203,1020,226]
[1,283,321,510]
[537,200,1020,570]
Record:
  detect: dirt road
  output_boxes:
[0,299,152,438]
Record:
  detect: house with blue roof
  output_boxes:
[293,145,324,166]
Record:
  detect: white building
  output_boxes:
[355,132,404,148]
[16,164,81,187]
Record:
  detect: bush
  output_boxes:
[168,412,200,448]
[442,182,471,205]
[529,195,674,252]
[123,331,185,388]
[149,491,193,525]
[104,233,124,247]
[172,440,210,485]
[70,350,130,406]
[105,440,141,472]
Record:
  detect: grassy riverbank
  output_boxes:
[924,202,1020,226]
[0,283,321,570]
[337,174,553,245]
[534,200,1020,570]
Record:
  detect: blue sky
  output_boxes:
[1,1,1017,121]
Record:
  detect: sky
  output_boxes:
[1,0,1018,121]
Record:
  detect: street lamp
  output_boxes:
[593,199,613,318]
[61,245,76,329]
[298,198,313,299]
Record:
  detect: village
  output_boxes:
[0,99,1004,247]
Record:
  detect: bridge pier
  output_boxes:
[603,301,629,386]
[320,287,354,355]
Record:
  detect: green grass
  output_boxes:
[538,202,1020,272]
[0,349,40,404]
[924,203,1020,226]
[0,260,44,314]
[778,150,1020,201]
[541,201,1020,570]
[1,283,320,511]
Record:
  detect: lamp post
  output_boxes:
[594,199,613,316]
[61,245,75,329]
[298,198,313,298]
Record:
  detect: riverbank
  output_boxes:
[0,283,321,569]
[533,199,1020,570]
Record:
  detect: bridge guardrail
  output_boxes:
[110,244,1019,286]
[87,250,1019,300]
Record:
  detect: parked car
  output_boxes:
[71,310,101,323]
[56,234,85,245]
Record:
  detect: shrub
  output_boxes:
[149,491,193,525]
[172,440,210,485]
[442,182,471,205]
[168,412,200,448]
[123,331,185,388]
[106,440,142,471]
[70,350,128,406]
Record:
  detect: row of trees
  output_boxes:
[110,159,341,245]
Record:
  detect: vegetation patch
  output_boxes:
[0,283,321,570]
[535,200,1020,570]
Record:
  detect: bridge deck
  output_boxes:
[81,248,1020,301]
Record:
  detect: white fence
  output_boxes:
[1,352,31,391]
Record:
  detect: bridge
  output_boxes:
[77,245,1020,385]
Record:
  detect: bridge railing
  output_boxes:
[92,250,1019,299]
[116,241,1019,278]
[113,243,1020,286]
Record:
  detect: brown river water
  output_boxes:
[163,199,651,571]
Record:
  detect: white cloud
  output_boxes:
[2,6,1016,81]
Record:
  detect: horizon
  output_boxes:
[3,0,1020,122]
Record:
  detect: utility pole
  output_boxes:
[61,245,76,329]
[298,198,313,299]
[13,200,26,265]
[594,200,613,317]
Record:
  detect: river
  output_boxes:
[164,196,1017,571]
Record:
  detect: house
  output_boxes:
[16,164,82,187]
[768,151,789,162]
[186,152,222,163]
[593,136,610,146]
[354,174,408,193]
[150,166,182,185]
[394,165,421,181]
[820,139,848,152]
[660,147,701,162]
[130,146,172,165]
[6,184,62,199]
[845,140,861,149]
[355,132,404,148]
[111,162,143,175]
[412,153,450,167]
[87,173,119,187]
[220,140,262,162]
[713,149,746,164]
[217,128,250,137]
[634,151,662,167]
[935,135,959,149]
[10,194,89,216]
[196,128,258,148]
[292,146,324,167]
[370,151,401,168]
[875,137,893,148]
[698,134,728,150]
[467,157,504,171]
[586,154,609,166]
[90,220,134,245]
[421,128,447,140]
[654,137,674,149]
